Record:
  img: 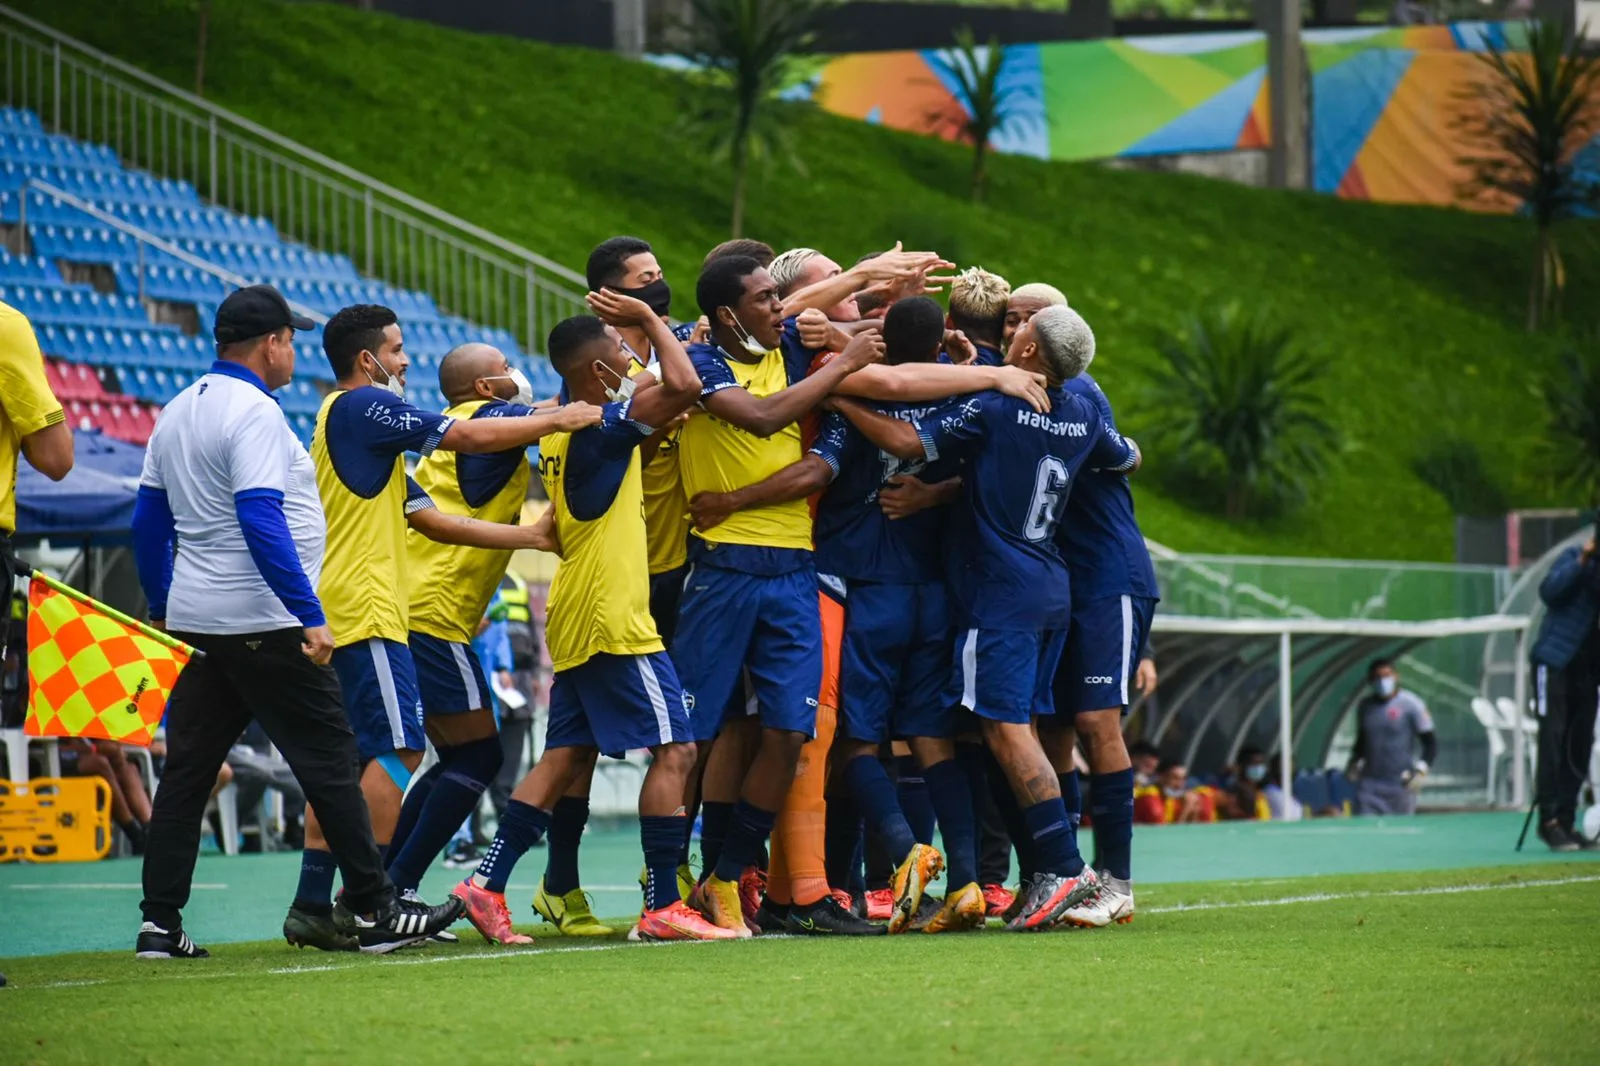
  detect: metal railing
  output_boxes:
[18,178,328,324]
[0,4,586,353]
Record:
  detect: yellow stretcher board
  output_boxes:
[0,776,113,862]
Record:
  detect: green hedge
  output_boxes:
[21,0,1599,561]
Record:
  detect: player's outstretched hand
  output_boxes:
[587,288,653,327]
[838,326,885,372]
[302,624,334,665]
[688,491,737,531]
[879,474,940,520]
[994,365,1050,413]
[1134,656,1158,696]
[552,401,604,431]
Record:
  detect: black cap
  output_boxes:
[214,284,315,344]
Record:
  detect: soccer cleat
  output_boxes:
[785,894,888,936]
[677,863,697,903]
[339,893,465,955]
[135,922,210,959]
[921,882,987,934]
[1008,867,1101,933]
[981,882,1015,919]
[888,843,945,934]
[400,888,460,943]
[754,898,791,933]
[737,866,766,928]
[451,881,534,945]
[863,887,894,922]
[1002,875,1035,924]
[283,904,358,952]
[1061,873,1135,929]
[533,881,615,936]
[907,892,944,931]
[441,840,480,870]
[688,875,753,938]
[636,900,745,941]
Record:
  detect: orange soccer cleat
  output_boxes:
[451,880,534,945]
[636,900,746,941]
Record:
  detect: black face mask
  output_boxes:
[618,277,672,319]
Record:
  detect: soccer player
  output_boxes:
[284,304,600,950]
[454,291,738,943]
[1002,284,1156,928]
[830,304,1140,931]
[672,254,885,934]
[946,267,1011,367]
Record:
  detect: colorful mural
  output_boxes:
[793,21,1561,210]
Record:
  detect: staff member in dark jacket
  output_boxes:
[130,286,461,958]
[1530,533,1600,852]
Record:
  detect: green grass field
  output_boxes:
[3,815,1598,1064]
[18,0,1600,562]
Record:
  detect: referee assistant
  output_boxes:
[131,286,460,958]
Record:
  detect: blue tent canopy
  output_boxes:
[14,429,144,542]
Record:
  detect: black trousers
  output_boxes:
[1533,659,1599,828]
[141,628,395,928]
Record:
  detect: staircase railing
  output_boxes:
[0,3,586,354]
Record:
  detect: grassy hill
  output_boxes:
[20,0,1600,561]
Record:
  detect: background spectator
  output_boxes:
[1347,658,1436,815]
[1129,740,1161,789]
[1135,760,1217,824]
[61,739,151,852]
[1217,746,1271,820]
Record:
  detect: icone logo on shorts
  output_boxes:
[1084,675,1114,685]
[682,693,696,711]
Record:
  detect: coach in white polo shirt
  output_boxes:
[130,285,459,959]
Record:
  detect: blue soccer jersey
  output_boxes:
[809,405,954,584]
[915,386,1135,630]
[1055,373,1158,602]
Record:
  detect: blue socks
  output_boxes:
[984,748,1035,879]
[712,800,777,882]
[1059,769,1082,828]
[1022,798,1084,878]
[387,738,501,893]
[896,755,936,846]
[386,761,442,866]
[698,800,734,881]
[544,795,589,897]
[845,754,917,861]
[475,799,550,893]
[923,758,978,889]
[294,848,337,912]
[1091,768,1135,881]
[641,814,686,912]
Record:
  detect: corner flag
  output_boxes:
[24,573,193,748]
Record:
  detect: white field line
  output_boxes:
[14,873,1600,992]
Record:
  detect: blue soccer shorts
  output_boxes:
[840,580,953,742]
[409,631,493,717]
[953,627,1067,725]
[1054,594,1157,716]
[546,651,694,759]
[673,562,822,742]
[330,636,426,760]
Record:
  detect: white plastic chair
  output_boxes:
[208,782,239,856]
[1470,698,1509,804]
[1495,697,1540,789]
[0,727,60,782]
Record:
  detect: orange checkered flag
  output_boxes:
[24,573,194,748]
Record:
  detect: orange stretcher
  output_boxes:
[0,776,113,862]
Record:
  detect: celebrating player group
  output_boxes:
[194,233,1158,952]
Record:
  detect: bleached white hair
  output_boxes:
[1011,282,1068,308]
[1031,304,1095,381]
[948,266,1011,323]
[767,247,823,298]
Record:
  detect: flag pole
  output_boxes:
[29,570,198,659]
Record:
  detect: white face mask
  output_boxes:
[482,368,535,407]
[365,353,405,401]
[725,310,769,357]
[1374,676,1397,699]
[596,361,638,404]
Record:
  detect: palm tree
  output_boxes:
[677,0,831,236]
[1456,19,1600,331]
[1538,338,1600,500]
[1139,305,1342,520]
[926,27,1035,203]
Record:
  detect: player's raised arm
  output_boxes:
[440,401,603,452]
[837,361,1050,413]
[587,288,701,428]
[829,396,925,462]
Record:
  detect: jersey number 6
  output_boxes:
[1023,456,1069,543]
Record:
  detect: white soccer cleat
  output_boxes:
[1059,874,1134,928]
